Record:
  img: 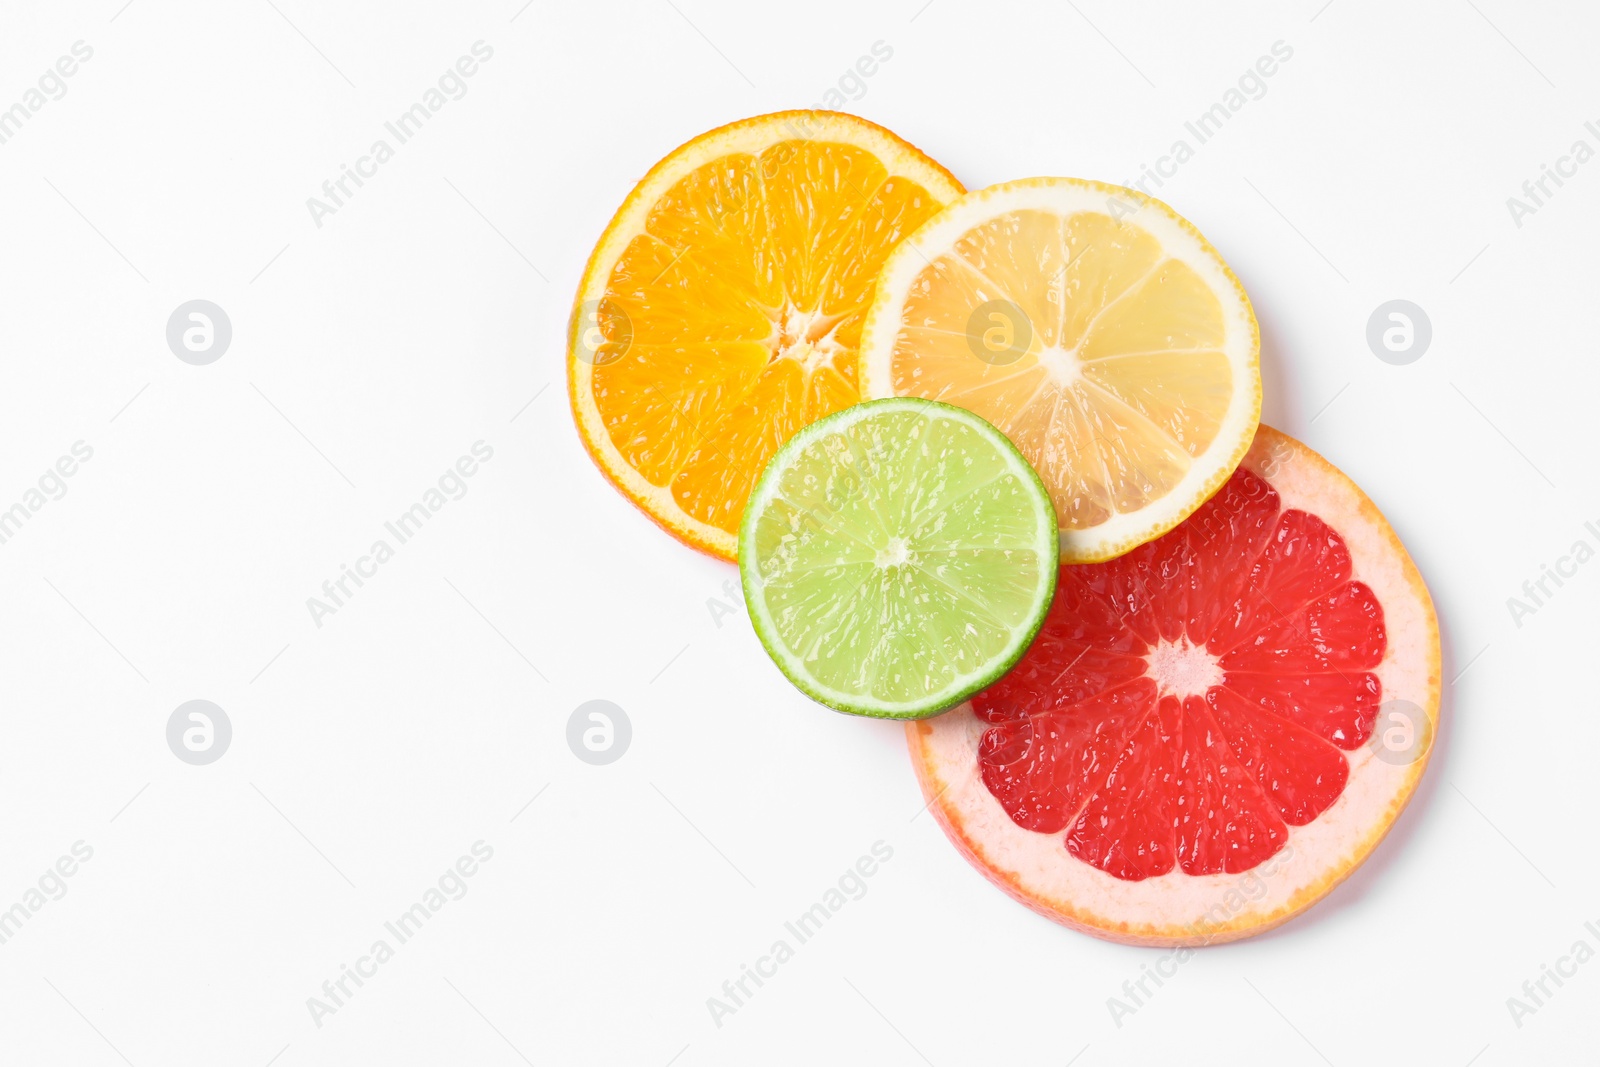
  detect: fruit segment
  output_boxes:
[973,463,1385,881]
[909,425,1440,945]
[889,212,1227,527]
[572,113,964,561]
[861,179,1261,563]
[741,398,1058,719]
[598,144,946,533]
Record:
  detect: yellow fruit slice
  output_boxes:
[569,111,964,560]
[858,178,1261,563]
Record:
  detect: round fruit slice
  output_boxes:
[570,111,964,561]
[909,425,1439,945]
[741,397,1058,719]
[859,177,1261,564]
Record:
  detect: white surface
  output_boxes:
[0,1,1593,1064]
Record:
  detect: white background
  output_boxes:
[0,0,1595,1063]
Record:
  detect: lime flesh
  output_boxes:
[740,397,1059,718]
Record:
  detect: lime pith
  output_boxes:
[740,397,1059,719]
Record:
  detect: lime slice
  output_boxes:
[739,397,1059,718]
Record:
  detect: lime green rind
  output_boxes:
[739,397,1059,720]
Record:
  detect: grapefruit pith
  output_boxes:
[908,425,1439,946]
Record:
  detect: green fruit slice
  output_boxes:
[740,397,1059,718]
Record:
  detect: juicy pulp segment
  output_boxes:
[973,465,1387,881]
[746,403,1056,713]
[888,208,1234,531]
[591,141,948,536]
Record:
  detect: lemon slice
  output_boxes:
[858,178,1261,563]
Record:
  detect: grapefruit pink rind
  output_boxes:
[907,424,1440,946]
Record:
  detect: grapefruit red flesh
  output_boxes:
[909,425,1440,945]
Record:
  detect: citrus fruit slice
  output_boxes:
[859,177,1261,564]
[908,425,1439,945]
[741,397,1058,719]
[569,111,964,561]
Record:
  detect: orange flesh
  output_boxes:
[591,141,948,537]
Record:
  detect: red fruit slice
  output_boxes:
[909,425,1440,945]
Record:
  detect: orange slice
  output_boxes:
[568,111,964,560]
[859,178,1261,563]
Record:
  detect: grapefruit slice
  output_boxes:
[741,398,1058,719]
[908,425,1440,945]
[569,111,964,561]
[859,177,1261,564]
